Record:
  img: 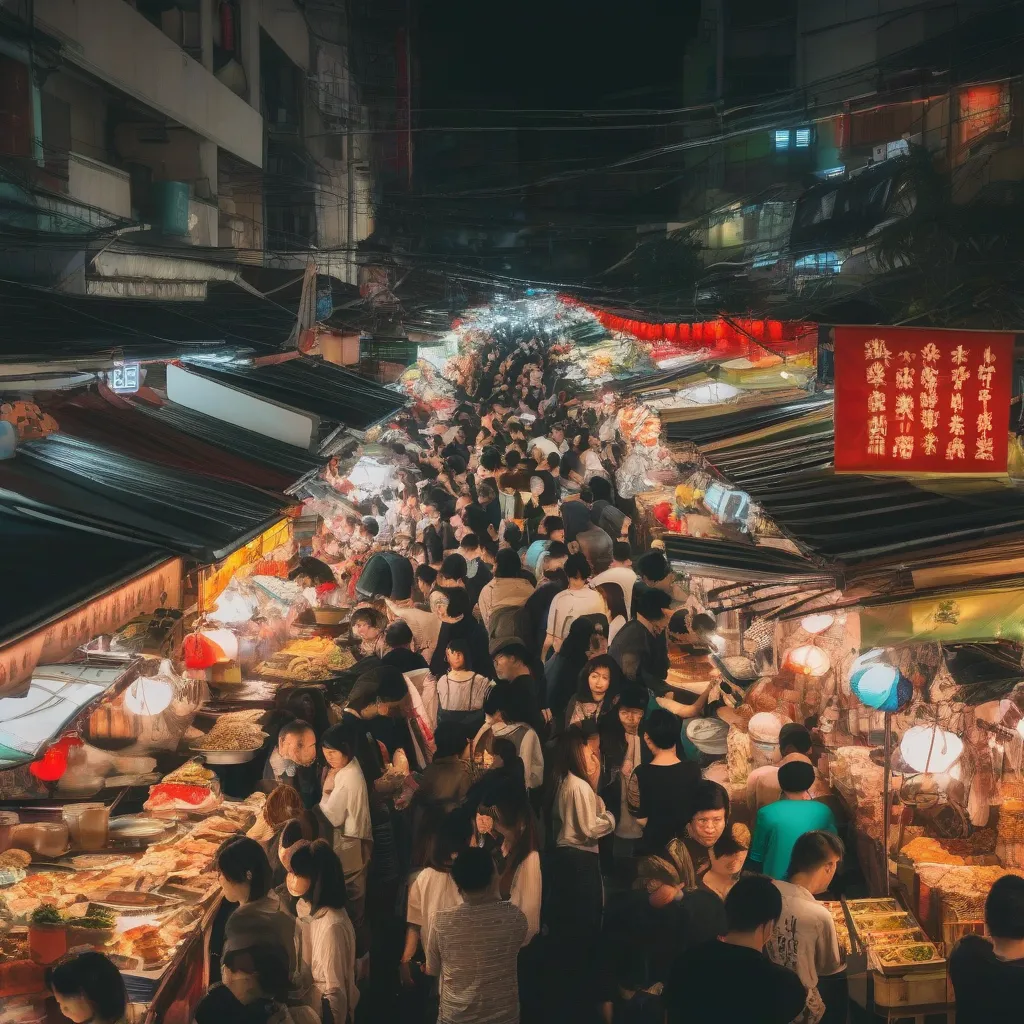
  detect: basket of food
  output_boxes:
[189,715,267,764]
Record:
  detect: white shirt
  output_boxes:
[493,721,544,790]
[436,671,493,712]
[509,850,542,945]
[591,567,639,617]
[387,600,442,661]
[608,614,626,645]
[767,880,845,1024]
[546,587,607,644]
[319,758,371,841]
[296,903,358,1024]
[407,867,462,954]
[554,773,615,853]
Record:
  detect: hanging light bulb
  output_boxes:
[123,677,173,717]
[900,725,964,774]
[800,613,835,635]
[784,645,831,676]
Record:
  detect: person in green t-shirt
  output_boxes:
[749,760,838,880]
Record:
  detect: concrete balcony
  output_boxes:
[67,153,131,220]
[34,0,263,168]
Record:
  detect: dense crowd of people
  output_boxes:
[44,337,1024,1024]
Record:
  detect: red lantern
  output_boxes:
[665,323,678,342]
[30,744,68,783]
[183,632,218,670]
[678,324,691,343]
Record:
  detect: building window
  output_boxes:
[795,128,812,148]
[794,251,841,275]
[774,129,791,150]
[959,83,1009,149]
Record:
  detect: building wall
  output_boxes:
[33,0,263,167]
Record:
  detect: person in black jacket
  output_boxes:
[429,587,495,681]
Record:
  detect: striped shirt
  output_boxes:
[426,896,528,1024]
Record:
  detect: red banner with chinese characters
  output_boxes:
[834,326,1014,474]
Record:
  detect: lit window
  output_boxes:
[794,251,841,275]
[795,128,812,148]
[774,130,791,150]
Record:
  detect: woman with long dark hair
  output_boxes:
[546,726,615,1018]
[544,617,601,725]
[564,653,623,729]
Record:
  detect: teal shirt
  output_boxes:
[750,799,838,880]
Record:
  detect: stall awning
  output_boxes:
[663,534,838,584]
[46,391,318,495]
[0,435,294,561]
[0,509,168,646]
[666,395,833,447]
[170,355,407,449]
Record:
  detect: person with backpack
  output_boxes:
[435,638,495,736]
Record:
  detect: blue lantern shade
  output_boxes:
[849,650,912,712]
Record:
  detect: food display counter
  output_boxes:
[0,760,263,1024]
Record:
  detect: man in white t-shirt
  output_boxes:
[544,552,606,659]
[766,830,846,1024]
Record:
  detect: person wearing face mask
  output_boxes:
[287,840,358,1024]
[665,876,807,1024]
[265,721,321,811]
[48,951,129,1024]
[318,723,372,943]
[217,836,300,990]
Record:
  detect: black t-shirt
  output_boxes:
[560,499,592,542]
[382,648,429,674]
[560,449,582,480]
[950,934,1024,1024]
[665,940,807,1024]
[631,760,702,854]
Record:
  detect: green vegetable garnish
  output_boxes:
[30,904,63,925]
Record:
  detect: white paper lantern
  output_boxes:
[900,725,963,775]
[800,613,835,635]
[123,677,173,717]
[200,628,239,662]
[785,645,831,676]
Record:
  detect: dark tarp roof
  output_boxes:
[127,396,327,484]
[666,395,833,447]
[47,390,319,494]
[736,469,1024,567]
[663,534,834,581]
[0,434,292,560]
[181,355,407,434]
[0,280,295,361]
[0,509,167,646]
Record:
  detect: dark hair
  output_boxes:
[288,557,335,586]
[362,517,380,538]
[287,839,347,912]
[778,759,816,794]
[634,587,673,621]
[612,540,631,562]
[786,830,844,879]
[548,725,592,806]
[546,452,561,471]
[532,471,560,506]
[503,523,523,549]
[350,606,384,630]
[216,835,272,901]
[452,846,495,894]
[490,681,534,727]
[480,448,502,472]
[425,808,474,871]
[589,476,613,502]
[545,540,568,562]
[541,515,564,536]
[689,780,730,821]
[48,951,127,1021]
[724,875,783,933]
[779,723,813,755]
[460,532,481,552]
[577,653,623,704]
[440,586,470,620]
[986,874,1024,939]
[595,581,628,622]
[221,944,291,1001]
[635,550,670,583]
[494,547,523,579]
[564,552,591,582]
[644,708,680,751]
[441,553,468,582]
[713,831,750,858]
[279,817,311,849]
[559,617,598,666]
[579,486,594,504]
[504,450,521,469]
[433,720,470,759]
[445,637,474,672]
[320,721,357,759]
[478,480,498,504]
[416,564,438,586]
[385,620,414,649]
